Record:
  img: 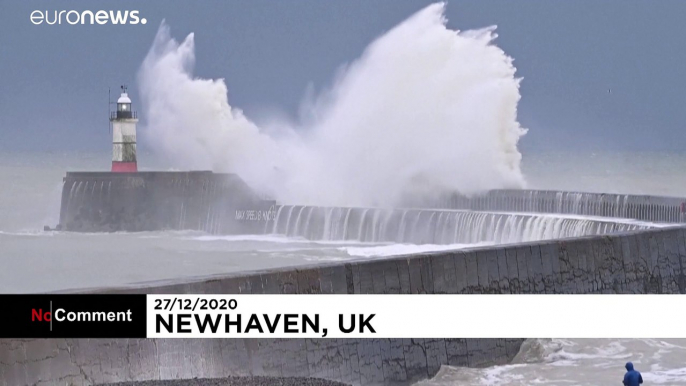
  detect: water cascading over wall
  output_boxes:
[268,205,656,244]
[58,173,678,238]
[417,190,686,223]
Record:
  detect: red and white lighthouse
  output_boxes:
[110,86,138,172]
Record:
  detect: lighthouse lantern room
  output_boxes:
[110,85,138,172]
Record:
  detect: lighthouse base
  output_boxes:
[111,162,137,173]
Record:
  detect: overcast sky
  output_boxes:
[0,0,685,152]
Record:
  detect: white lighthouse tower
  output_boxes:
[110,86,138,172]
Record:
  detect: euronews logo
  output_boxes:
[30,10,147,25]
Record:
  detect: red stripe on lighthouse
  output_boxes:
[111,162,138,173]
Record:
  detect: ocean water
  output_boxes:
[417,338,686,386]
[522,151,686,197]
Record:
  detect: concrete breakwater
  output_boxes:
[58,171,275,233]
[0,337,522,386]
[4,225,686,386]
[418,189,686,223]
[56,172,685,235]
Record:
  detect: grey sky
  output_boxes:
[0,0,685,152]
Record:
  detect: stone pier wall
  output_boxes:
[58,171,274,233]
[0,338,522,386]
[59,173,686,235]
[3,226,686,385]
[417,189,686,223]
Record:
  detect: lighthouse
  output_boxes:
[110,86,138,172]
